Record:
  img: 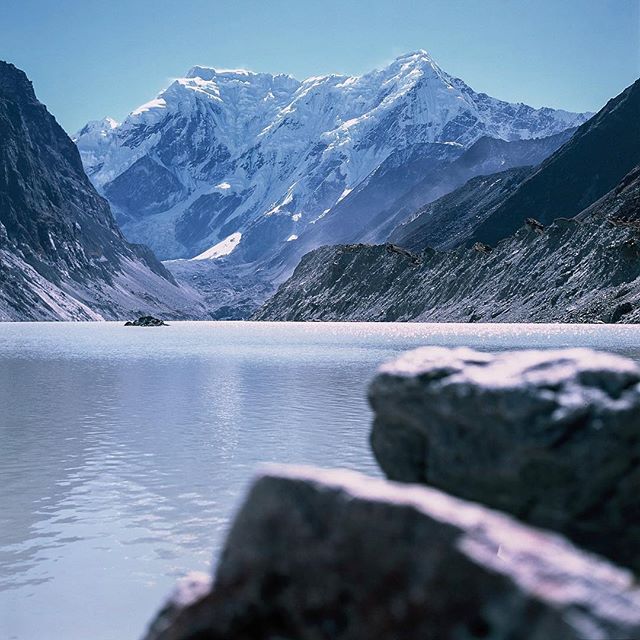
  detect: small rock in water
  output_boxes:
[368,346,640,572]
[124,315,168,327]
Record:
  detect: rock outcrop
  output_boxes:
[0,61,207,320]
[143,466,640,640]
[525,217,545,234]
[369,347,640,572]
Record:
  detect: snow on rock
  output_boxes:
[192,232,242,260]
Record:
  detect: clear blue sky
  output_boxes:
[2,0,638,133]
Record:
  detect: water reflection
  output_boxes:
[1,321,640,640]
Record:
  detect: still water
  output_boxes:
[1,321,640,640]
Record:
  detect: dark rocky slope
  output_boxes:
[389,166,532,251]
[254,165,640,322]
[470,79,640,246]
[0,61,205,320]
[388,79,640,253]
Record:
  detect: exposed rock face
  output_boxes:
[254,165,640,323]
[471,79,640,246]
[369,347,640,572]
[143,466,640,640]
[0,61,206,320]
[524,217,545,234]
[389,166,532,252]
[473,241,493,253]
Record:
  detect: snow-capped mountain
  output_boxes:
[75,50,591,272]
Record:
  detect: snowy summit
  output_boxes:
[74,50,591,271]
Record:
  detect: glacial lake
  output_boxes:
[2,321,640,640]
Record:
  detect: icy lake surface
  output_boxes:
[2,321,640,640]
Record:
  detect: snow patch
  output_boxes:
[131,97,168,116]
[192,232,242,260]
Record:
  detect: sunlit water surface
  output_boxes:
[2,321,640,640]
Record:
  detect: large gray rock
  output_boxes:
[369,347,640,572]
[144,466,640,640]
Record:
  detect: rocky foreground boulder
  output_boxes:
[144,466,640,640]
[369,347,640,572]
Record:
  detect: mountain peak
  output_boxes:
[0,60,38,104]
[185,65,257,80]
[183,66,300,91]
[73,116,119,141]
[372,49,448,84]
[394,49,433,61]
[75,53,591,271]
[391,49,441,70]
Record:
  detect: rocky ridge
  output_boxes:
[0,61,206,320]
[254,164,640,323]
